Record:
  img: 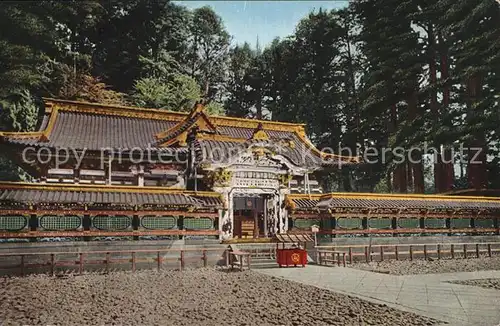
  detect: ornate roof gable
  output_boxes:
[154,103,217,147]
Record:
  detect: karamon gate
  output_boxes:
[0,98,499,241]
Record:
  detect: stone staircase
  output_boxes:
[228,243,278,269]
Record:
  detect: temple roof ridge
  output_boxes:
[41,98,306,128]
[287,192,500,203]
[0,181,221,197]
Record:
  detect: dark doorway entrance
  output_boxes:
[233,196,264,238]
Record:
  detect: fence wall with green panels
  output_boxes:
[293,219,320,229]
[0,215,27,231]
[397,218,420,228]
[39,215,82,231]
[336,218,362,229]
[450,218,470,228]
[368,218,392,229]
[474,218,495,228]
[424,218,446,228]
[183,218,214,230]
[141,215,177,230]
[92,215,132,230]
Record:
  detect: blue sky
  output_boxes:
[175,1,348,47]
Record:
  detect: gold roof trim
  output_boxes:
[287,192,500,204]
[294,126,361,163]
[47,99,186,122]
[0,182,222,197]
[0,106,60,142]
[43,98,304,131]
[0,131,44,139]
[155,104,217,146]
[196,133,247,143]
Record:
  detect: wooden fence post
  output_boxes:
[132,252,136,272]
[395,246,399,261]
[365,246,369,263]
[380,246,384,261]
[488,244,492,257]
[157,251,161,271]
[105,252,110,273]
[476,244,480,258]
[337,253,341,266]
[79,253,84,275]
[50,254,55,276]
[180,250,185,271]
[202,250,207,267]
[20,255,25,277]
[348,247,353,264]
[463,244,467,259]
[437,244,441,260]
[451,244,455,259]
[409,245,413,261]
[342,253,346,267]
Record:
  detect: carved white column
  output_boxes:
[216,188,233,240]
[263,196,268,237]
[137,165,144,187]
[278,189,290,234]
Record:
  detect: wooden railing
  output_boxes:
[292,227,500,236]
[0,248,230,276]
[316,242,500,266]
[0,229,219,238]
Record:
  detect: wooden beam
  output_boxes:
[0,229,219,238]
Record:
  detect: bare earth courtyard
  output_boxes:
[0,268,438,326]
[449,278,500,291]
[350,255,500,275]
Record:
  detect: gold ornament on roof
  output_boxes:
[204,168,233,187]
[251,123,269,141]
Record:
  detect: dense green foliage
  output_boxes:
[0,0,498,192]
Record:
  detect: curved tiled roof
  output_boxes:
[0,98,359,167]
[287,193,500,212]
[0,183,222,208]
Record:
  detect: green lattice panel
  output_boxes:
[424,218,446,228]
[40,215,81,231]
[93,215,131,230]
[293,219,319,229]
[0,215,27,231]
[368,218,392,229]
[475,218,494,228]
[450,218,470,228]
[141,216,177,230]
[183,218,213,230]
[336,218,361,229]
[397,218,420,229]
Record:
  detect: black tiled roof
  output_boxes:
[0,100,358,168]
[289,195,500,211]
[6,112,177,149]
[0,187,222,208]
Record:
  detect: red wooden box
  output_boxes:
[276,248,307,267]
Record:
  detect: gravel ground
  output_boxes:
[351,255,500,275]
[0,268,439,326]
[449,278,500,291]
